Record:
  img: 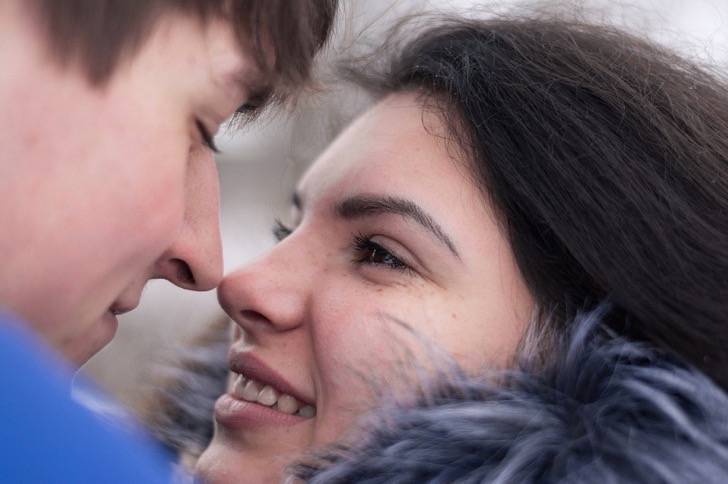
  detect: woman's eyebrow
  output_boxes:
[335,195,461,258]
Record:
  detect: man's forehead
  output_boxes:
[189,14,266,90]
[205,37,273,120]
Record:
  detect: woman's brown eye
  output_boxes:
[353,235,409,272]
[364,245,401,267]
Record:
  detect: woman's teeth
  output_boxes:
[231,374,316,418]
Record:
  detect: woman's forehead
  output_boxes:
[297,93,462,208]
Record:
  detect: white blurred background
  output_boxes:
[82,0,728,410]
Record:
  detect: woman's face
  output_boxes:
[197,93,534,483]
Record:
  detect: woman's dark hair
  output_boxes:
[346,16,728,388]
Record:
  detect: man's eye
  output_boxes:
[196,120,220,153]
[352,235,411,273]
[272,218,292,242]
[237,102,259,114]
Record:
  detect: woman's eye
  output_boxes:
[272,218,293,242]
[196,120,220,153]
[353,235,411,272]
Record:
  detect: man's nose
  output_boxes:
[155,156,223,291]
[155,224,223,290]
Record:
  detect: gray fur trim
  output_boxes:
[146,334,229,457]
[293,306,728,483]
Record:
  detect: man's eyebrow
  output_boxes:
[335,195,460,258]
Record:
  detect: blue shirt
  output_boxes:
[0,314,174,483]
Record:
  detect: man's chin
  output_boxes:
[65,311,119,367]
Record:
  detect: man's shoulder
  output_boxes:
[0,314,73,385]
[0,314,174,483]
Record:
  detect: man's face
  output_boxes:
[0,7,260,365]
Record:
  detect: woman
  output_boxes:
[152,14,728,483]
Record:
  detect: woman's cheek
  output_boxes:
[311,275,445,388]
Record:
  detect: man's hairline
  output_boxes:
[29,4,274,95]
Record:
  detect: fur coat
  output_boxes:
[148,307,728,483]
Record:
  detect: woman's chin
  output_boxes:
[196,434,305,484]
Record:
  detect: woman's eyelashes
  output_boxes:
[271,218,293,242]
[271,220,415,275]
[273,218,292,241]
[352,234,413,274]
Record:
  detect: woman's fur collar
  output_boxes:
[148,307,728,482]
[294,306,728,482]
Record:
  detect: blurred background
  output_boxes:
[82,0,728,411]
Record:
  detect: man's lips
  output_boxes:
[109,298,140,316]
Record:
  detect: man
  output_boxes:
[0,0,336,481]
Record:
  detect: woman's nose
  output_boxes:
[217,244,312,337]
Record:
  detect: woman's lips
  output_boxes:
[216,352,316,430]
[226,351,315,406]
[214,394,310,430]
[227,373,316,417]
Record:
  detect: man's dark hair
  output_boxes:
[26,0,338,100]
[343,15,728,389]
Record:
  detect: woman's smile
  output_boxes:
[215,350,317,430]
